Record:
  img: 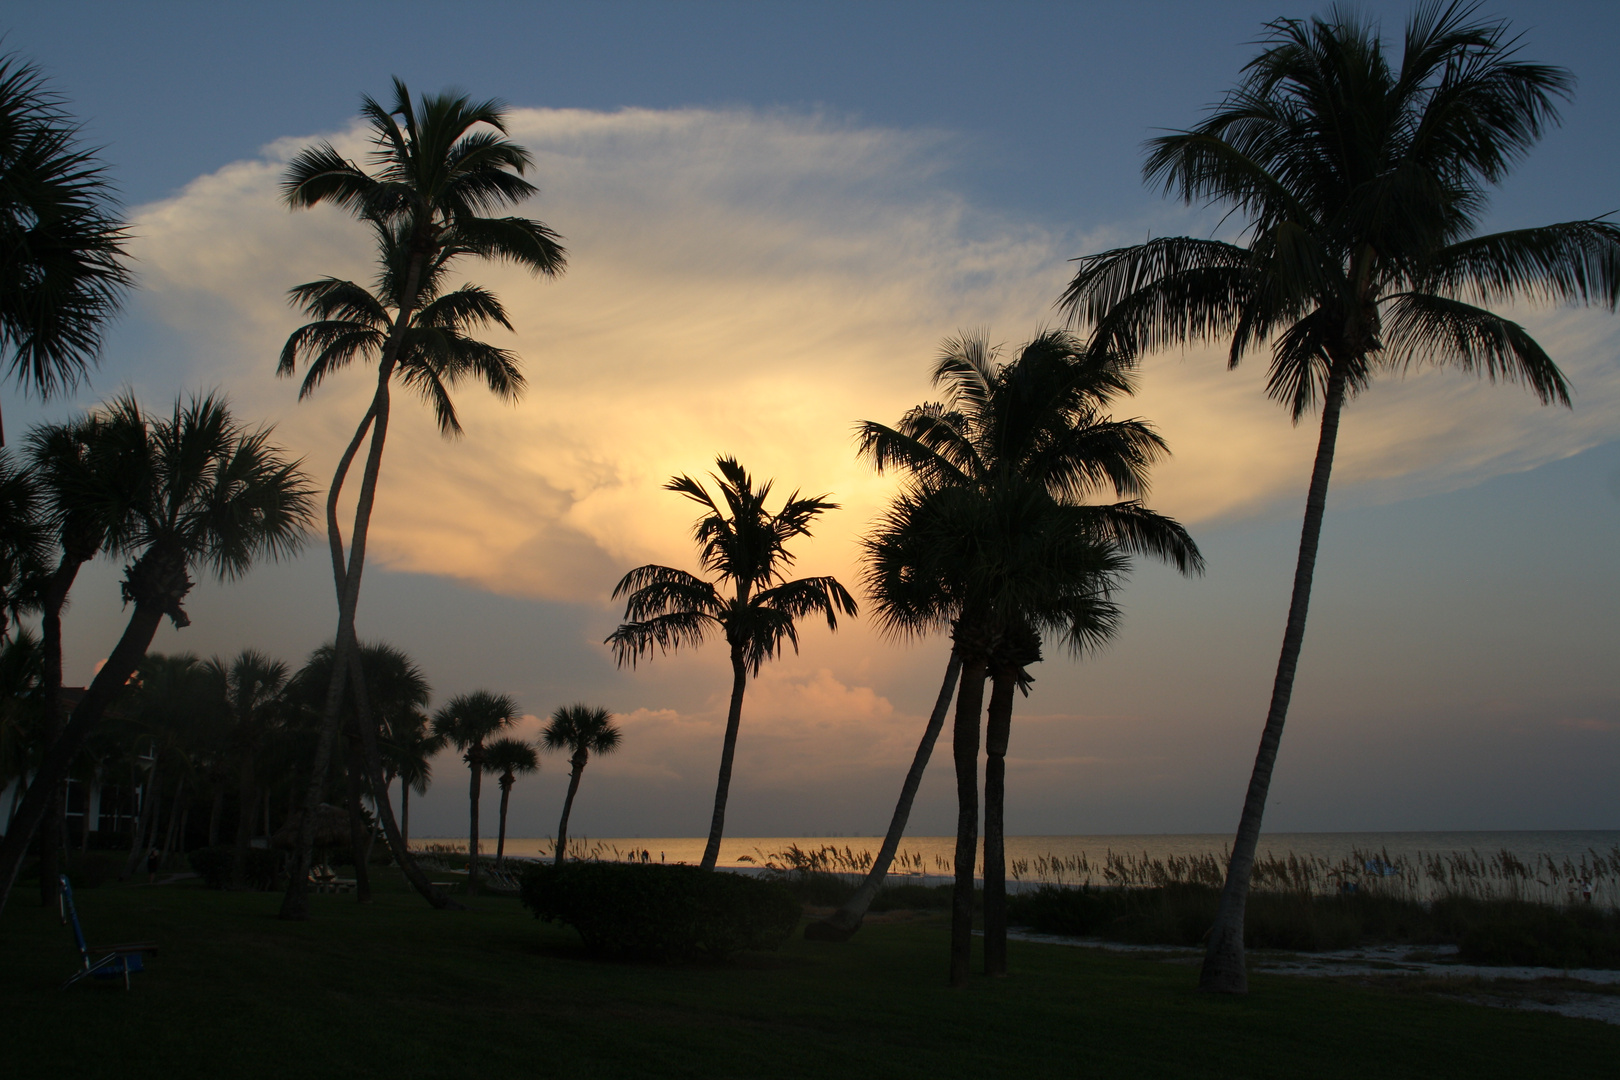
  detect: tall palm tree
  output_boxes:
[541,704,621,866]
[607,457,856,871]
[207,649,289,889]
[847,332,1202,982]
[277,78,565,920]
[431,690,520,894]
[481,735,538,870]
[0,53,131,445]
[0,393,314,915]
[1057,4,1620,994]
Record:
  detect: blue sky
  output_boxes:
[5,1,1617,840]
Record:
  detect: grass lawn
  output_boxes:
[3,869,1611,1079]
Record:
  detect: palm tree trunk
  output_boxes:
[230,750,255,889]
[340,727,371,902]
[35,554,85,908]
[81,765,100,852]
[400,782,410,851]
[950,657,988,988]
[808,654,961,940]
[496,777,512,870]
[1199,366,1349,995]
[467,749,483,894]
[554,754,587,866]
[285,253,423,921]
[982,669,1016,977]
[158,778,186,869]
[342,641,458,909]
[207,785,223,848]
[121,761,161,882]
[700,649,750,871]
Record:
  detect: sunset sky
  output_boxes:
[6,1,1618,841]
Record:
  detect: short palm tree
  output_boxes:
[431,690,521,893]
[846,331,1202,982]
[383,712,443,851]
[607,457,856,871]
[541,704,621,865]
[277,78,565,919]
[0,54,131,445]
[0,392,313,916]
[1057,5,1620,993]
[207,649,290,889]
[481,736,538,870]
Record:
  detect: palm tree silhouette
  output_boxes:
[207,649,290,890]
[0,394,314,914]
[607,457,856,871]
[482,736,538,870]
[541,704,621,865]
[432,691,521,894]
[1057,5,1620,993]
[847,331,1201,982]
[276,78,565,919]
[0,54,131,445]
[384,712,444,852]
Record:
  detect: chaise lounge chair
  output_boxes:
[59,875,158,990]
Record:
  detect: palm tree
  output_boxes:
[119,652,223,881]
[431,691,520,894]
[383,712,443,851]
[1057,4,1620,994]
[846,332,1202,982]
[0,393,314,915]
[0,53,132,445]
[541,704,621,866]
[607,457,856,871]
[0,450,48,638]
[277,78,565,919]
[481,736,538,870]
[207,650,289,889]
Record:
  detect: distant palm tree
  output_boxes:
[607,457,856,871]
[481,736,538,870]
[541,704,621,865]
[0,393,314,916]
[0,54,132,445]
[207,649,289,889]
[1057,5,1620,993]
[847,331,1201,981]
[383,713,443,851]
[119,652,224,881]
[431,691,520,894]
[277,78,565,919]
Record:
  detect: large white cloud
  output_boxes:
[127,104,1620,606]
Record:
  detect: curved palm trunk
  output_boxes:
[982,670,1016,977]
[0,597,169,915]
[342,642,459,910]
[700,648,749,871]
[466,747,484,894]
[36,554,86,907]
[495,775,513,869]
[554,751,588,866]
[122,760,162,881]
[400,781,411,851]
[1199,367,1348,994]
[284,253,423,921]
[807,654,961,941]
[340,726,371,902]
[949,657,988,988]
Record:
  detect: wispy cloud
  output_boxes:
[126,105,1620,606]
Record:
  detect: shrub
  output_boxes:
[765,869,857,906]
[870,882,957,912]
[187,845,282,890]
[519,861,801,960]
[1453,901,1620,968]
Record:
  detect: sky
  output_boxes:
[4,1,1617,841]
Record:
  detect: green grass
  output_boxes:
[5,870,1616,1079]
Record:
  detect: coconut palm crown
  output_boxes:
[1056,2,1620,994]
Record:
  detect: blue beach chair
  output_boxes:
[58,875,157,990]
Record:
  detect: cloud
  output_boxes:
[125,104,1620,605]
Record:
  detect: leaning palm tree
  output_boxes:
[431,691,521,894]
[0,393,314,915]
[1057,4,1620,994]
[541,704,621,865]
[821,332,1201,982]
[607,457,856,871]
[277,78,565,920]
[0,53,132,445]
[482,736,538,870]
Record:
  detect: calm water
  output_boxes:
[417,831,1620,873]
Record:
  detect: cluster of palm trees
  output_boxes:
[2,4,1617,998]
